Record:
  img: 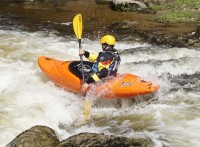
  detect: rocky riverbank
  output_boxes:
[0,0,199,48]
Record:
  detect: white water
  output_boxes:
[0,29,200,147]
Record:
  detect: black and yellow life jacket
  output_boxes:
[84,48,120,83]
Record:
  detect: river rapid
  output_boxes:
[0,26,200,146]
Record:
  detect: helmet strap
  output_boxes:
[102,43,108,51]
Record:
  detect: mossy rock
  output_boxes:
[56,133,154,147]
[112,0,147,12]
[7,126,60,147]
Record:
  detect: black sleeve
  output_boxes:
[85,76,95,84]
[85,68,108,84]
[96,68,108,79]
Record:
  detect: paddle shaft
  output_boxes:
[78,39,86,97]
[79,39,85,81]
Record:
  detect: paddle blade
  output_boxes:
[84,99,91,122]
[73,14,82,40]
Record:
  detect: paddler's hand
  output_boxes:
[79,49,85,56]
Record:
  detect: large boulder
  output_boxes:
[6,125,154,147]
[56,133,154,147]
[112,0,147,12]
[112,0,176,12]
[6,126,60,147]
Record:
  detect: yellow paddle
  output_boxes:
[73,14,91,122]
[73,14,84,84]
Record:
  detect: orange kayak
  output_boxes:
[38,56,159,99]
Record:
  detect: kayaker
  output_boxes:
[79,35,121,91]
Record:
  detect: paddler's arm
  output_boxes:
[79,49,98,62]
[85,68,108,84]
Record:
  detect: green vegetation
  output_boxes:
[150,0,200,23]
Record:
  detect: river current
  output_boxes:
[0,27,200,147]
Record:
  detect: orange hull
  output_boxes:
[38,56,159,99]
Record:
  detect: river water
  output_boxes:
[0,25,200,146]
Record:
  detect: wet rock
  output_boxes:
[112,0,176,12]
[188,38,200,46]
[186,26,200,48]
[143,31,190,47]
[112,0,147,12]
[6,126,60,147]
[56,133,154,147]
[6,125,154,147]
[187,38,200,48]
